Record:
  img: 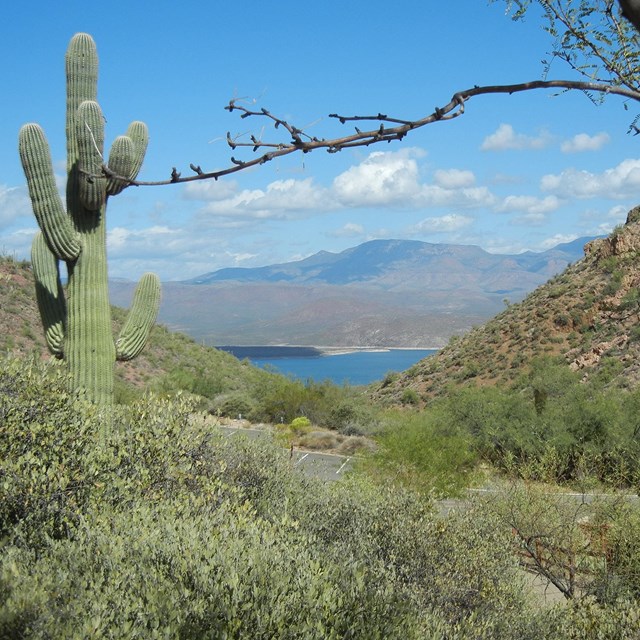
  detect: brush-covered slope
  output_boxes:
[371,207,640,404]
[0,256,271,400]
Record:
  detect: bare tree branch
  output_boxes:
[100,77,640,190]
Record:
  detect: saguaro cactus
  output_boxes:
[19,33,161,404]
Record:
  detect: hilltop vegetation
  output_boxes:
[0,254,378,439]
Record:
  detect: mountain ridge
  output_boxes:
[108,237,591,348]
[184,238,592,292]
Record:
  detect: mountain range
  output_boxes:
[110,237,593,348]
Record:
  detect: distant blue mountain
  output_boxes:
[184,238,594,291]
[109,237,597,348]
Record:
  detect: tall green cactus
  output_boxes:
[19,33,161,404]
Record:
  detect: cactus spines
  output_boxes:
[19,33,161,405]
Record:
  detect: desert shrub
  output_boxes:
[211,391,256,418]
[156,366,225,399]
[249,374,374,433]
[297,430,340,450]
[380,370,399,387]
[630,324,640,342]
[288,416,312,433]
[439,385,539,463]
[619,287,640,311]
[337,436,376,456]
[5,354,640,638]
[603,269,623,296]
[400,388,419,404]
[599,501,640,601]
[599,255,619,274]
[366,409,478,496]
[0,498,420,639]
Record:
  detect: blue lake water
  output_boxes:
[218,346,437,386]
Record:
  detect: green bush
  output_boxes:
[211,391,256,418]
[366,409,478,496]
[400,388,419,405]
[4,353,640,638]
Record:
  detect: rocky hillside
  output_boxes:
[371,207,640,404]
[0,257,271,400]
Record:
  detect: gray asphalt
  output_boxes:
[218,425,353,481]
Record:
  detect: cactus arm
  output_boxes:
[107,122,149,196]
[116,273,161,361]
[125,121,149,180]
[31,232,66,357]
[76,100,107,211]
[65,33,98,171]
[106,135,134,196]
[18,124,81,262]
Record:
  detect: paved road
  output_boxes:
[219,425,353,481]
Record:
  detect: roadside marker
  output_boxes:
[294,453,309,467]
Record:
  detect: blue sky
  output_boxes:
[1,1,639,280]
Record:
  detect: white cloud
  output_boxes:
[421,185,496,208]
[538,233,581,250]
[433,168,475,189]
[333,148,424,206]
[496,194,561,215]
[108,226,179,257]
[561,132,610,153]
[185,149,494,223]
[481,123,552,151]
[605,204,632,221]
[200,177,332,219]
[0,226,37,259]
[411,214,474,234]
[183,179,239,201]
[511,212,547,227]
[0,185,31,229]
[221,250,258,264]
[541,158,640,198]
[333,149,494,209]
[329,223,365,238]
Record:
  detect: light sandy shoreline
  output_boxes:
[222,345,440,356]
[308,346,439,356]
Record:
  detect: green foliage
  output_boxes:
[603,269,623,296]
[393,357,640,488]
[366,409,478,496]
[4,353,640,637]
[495,0,640,96]
[288,416,312,433]
[246,374,376,434]
[400,387,419,405]
[619,287,640,311]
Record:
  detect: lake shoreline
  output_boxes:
[218,344,440,359]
